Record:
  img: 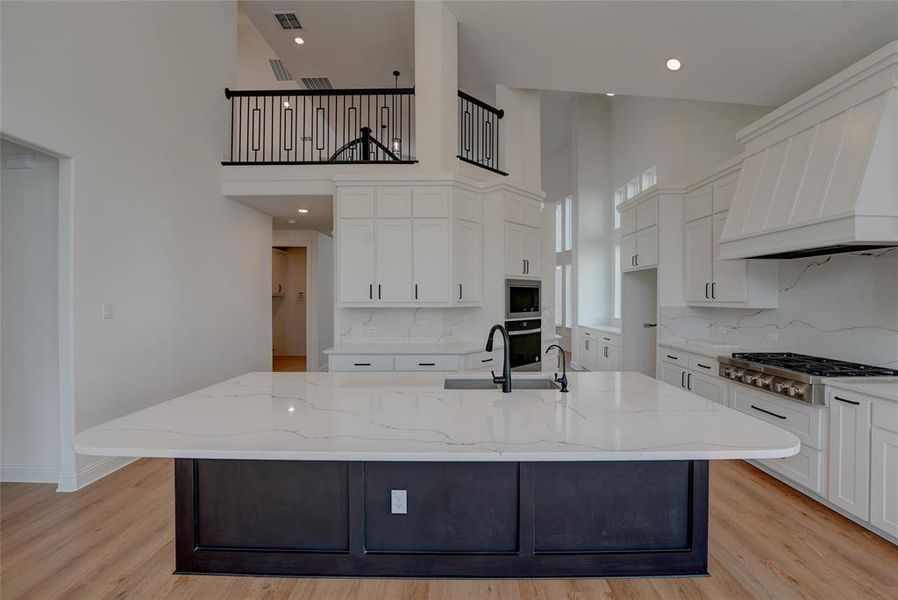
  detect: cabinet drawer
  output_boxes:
[394,355,459,372]
[413,187,450,218]
[635,197,658,230]
[755,445,824,495]
[328,355,395,371]
[688,355,717,374]
[465,351,498,371]
[660,347,687,365]
[872,398,898,434]
[731,386,825,449]
[596,332,621,347]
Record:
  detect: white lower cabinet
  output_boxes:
[827,391,872,520]
[658,346,725,405]
[394,355,460,372]
[870,426,898,537]
[578,328,621,371]
[688,370,727,405]
[328,355,395,371]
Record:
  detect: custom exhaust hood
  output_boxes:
[720,42,898,260]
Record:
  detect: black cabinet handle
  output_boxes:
[414,284,418,300]
[522,258,526,273]
[635,254,639,266]
[711,282,717,299]
[369,284,373,300]
[604,346,608,358]
[378,284,382,300]
[480,358,493,363]
[602,337,611,341]
[666,354,679,360]
[751,405,787,420]
[705,282,710,299]
[687,372,692,390]
[353,362,371,367]
[681,371,686,388]
[834,395,860,406]
[418,362,436,367]
[697,363,711,370]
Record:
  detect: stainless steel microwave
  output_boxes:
[505,279,541,320]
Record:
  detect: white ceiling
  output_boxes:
[235,195,334,233]
[239,0,414,89]
[448,1,898,107]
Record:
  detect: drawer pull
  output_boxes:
[418,362,436,367]
[353,362,372,367]
[751,405,786,420]
[834,395,860,406]
[666,354,679,360]
[697,363,711,370]
[602,337,611,341]
[480,358,493,363]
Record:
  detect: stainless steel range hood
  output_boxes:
[720,42,898,260]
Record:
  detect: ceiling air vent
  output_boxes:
[273,12,302,30]
[301,77,333,90]
[269,59,293,82]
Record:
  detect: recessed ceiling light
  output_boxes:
[297,208,309,214]
[666,57,682,71]
[605,92,615,97]
[294,36,304,45]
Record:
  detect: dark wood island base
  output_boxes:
[174,459,709,578]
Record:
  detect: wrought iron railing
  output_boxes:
[223,87,416,165]
[457,90,507,175]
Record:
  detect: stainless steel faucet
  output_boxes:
[485,324,512,393]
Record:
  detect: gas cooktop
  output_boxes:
[718,353,898,405]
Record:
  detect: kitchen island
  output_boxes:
[75,371,799,578]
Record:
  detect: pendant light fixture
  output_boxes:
[390,70,402,155]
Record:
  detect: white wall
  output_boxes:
[272,230,334,371]
[273,247,307,356]
[236,6,297,90]
[610,96,771,189]
[1,140,60,483]
[2,1,272,488]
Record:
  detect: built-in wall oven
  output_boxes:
[505,319,541,368]
[506,279,540,320]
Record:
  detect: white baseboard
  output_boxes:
[1,465,59,484]
[56,455,136,492]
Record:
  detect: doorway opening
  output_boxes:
[272,246,307,372]
[1,140,60,483]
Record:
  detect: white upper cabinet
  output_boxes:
[683,166,778,308]
[336,183,484,307]
[504,192,542,278]
[620,195,658,272]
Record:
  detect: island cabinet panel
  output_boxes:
[175,459,708,578]
[193,460,349,551]
[364,462,518,553]
[533,461,691,552]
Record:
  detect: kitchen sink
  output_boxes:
[443,377,560,390]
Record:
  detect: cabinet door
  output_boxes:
[636,226,658,269]
[687,370,726,405]
[505,223,525,276]
[338,219,375,303]
[712,211,748,302]
[375,219,412,302]
[581,337,599,371]
[523,226,541,276]
[660,364,685,388]
[684,217,713,302]
[871,426,898,537]
[523,201,542,228]
[621,207,637,236]
[413,219,449,303]
[453,220,482,303]
[272,250,287,296]
[621,233,637,272]
[828,394,872,520]
[604,345,621,371]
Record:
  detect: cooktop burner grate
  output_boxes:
[731,352,898,377]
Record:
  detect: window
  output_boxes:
[626,177,640,199]
[613,187,625,230]
[642,166,657,191]
[555,196,573,330]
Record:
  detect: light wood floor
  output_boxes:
[1,459,895,600]
[273,355,307,372]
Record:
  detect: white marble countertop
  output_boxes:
[658,340,740,359]
[823,377,898,402]
[581,323,622,335]
[325,342,486,355]
[74,372,799,462]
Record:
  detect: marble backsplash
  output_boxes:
[337,307,478,345]
[659,248,898,368]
